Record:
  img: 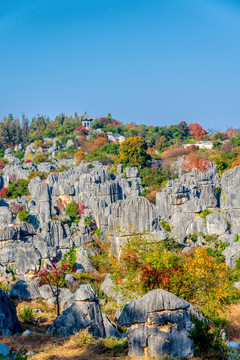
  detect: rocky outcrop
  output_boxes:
[118,289,193,358]
[156,165,222,240]
[0,289,21,335]
[47,284,105,338]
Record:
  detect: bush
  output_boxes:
[9,202,23,215]
[17,209,30,223]
[33,153,49,165]
[0,187,8,198]
[14,151,24,160]
[0,282,11,294]
[61,246,77,273]
[110,235,240,319]
[188,316,227,356]
[160,220,171,232]
[65,201,79,218]
[7,179,30,198]
[27,171,48,180]
[18,306,34,323]
[71,329,95,349]
[84,216,93,227]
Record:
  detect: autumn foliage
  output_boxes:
[118,136,151,168]
[110,236,239,318]
[0,187,8,199]
[231,155,240,169]
[188,122,207,140]
[181,153,210,172]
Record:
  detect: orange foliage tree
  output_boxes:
[75,150,85,164]
[231,155,240,169]
[82,137,108,153]
[181,153,210,172]
[188,123,207,140]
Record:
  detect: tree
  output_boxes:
[110,236,239,319]
[35,247,77,316]
[181,153,210,172]
[188,123,207,140]
[118,136,151,168]
[36,263,66,316]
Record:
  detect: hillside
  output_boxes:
[0,113,240,359]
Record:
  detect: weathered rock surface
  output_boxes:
[47,284,105,338]
[118,289,193,358]
[0,289,21,335]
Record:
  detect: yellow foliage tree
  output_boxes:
[118,136,151,168]
[75,150,85,164]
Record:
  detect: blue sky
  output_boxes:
[0,0,240,130]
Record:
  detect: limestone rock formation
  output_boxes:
[0,289,21,335]
[118,289,193,358]
[47,284,105,338]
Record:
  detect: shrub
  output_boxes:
[87,164,94,169]
[160,220,171,232]
[33,153,49,165]
[17,209,30,223]
[61,246,77,273]
[18,306,34,323]
[65,201,79,218]
[200,209,213,226]
[7,179,30,198]
[110,236,240,319]
[188,316,227,356]
[84,216,93,227]
[27,171,48,180]
[9,202,23,216]
[0,187,8,199]
[0,282,11,294]
[100,336,128,355]
[71,329,95,349]
[14,151,24,160]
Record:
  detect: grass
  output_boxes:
[225,303,240,342]
[1,299,240,360]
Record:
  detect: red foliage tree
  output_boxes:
[75,125,88,134]
[83,137,108,153]
[77,200,86,216]
[188,123,207,140]
[0,188,8,199]
[0,161,4,170]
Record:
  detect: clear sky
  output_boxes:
[0,0,240,130]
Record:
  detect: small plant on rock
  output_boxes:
[17,209,30,223]
[9,202,23,216]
